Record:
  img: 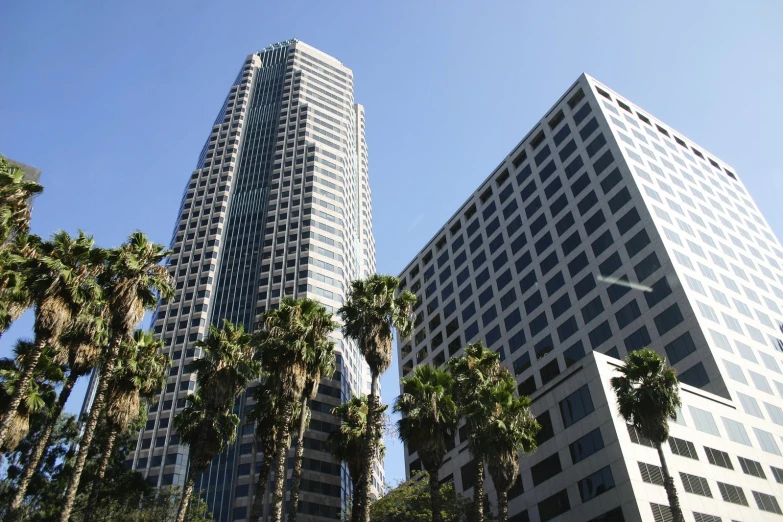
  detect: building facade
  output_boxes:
[397,74,783,521]
[122,39,380,521]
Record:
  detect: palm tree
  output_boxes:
[288,300,337,522]
[60,231,172,522]
[0,231,104,450]
[173,320,262,522]
[7,310,108,516]
[338,274,416,522]
[0,156,43,245]
[256,297,325,522]
[328,395,385,521]
[0,340,62,454]
[0,234,36,339]
[483,375,539,522]
[611,348,683,522]
[85,330,169,522]
[447,342,504,522]
[394,365,458,522]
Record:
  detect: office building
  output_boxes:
[122,39,379,521]
[397,74,783,521]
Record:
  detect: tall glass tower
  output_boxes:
[397,74,783,521]
[122,39,379,521]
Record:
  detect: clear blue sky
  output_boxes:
[2,0,782,487]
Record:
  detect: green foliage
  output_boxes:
[610,347,681,445]
[364,473,471,522]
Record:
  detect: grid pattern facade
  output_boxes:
[397,74,783,521]
[120,39,379,522]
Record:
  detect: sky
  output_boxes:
[2,0,782,487]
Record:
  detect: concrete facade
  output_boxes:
[397,74,783,521]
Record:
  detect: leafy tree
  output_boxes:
[0,340,61,454]
[7,311,108,516]
[447,343,504,522]
[394,365,458,522]
[0,234,36,339]
[483,375,539,522]
[366,473,471,522]
[328,395,385,521]
[84,330,168,521]
[287,299,337,522]
[338,275,416,522]
[0,156,43,245]
[611,348,683,522]
[60,231,172,522]
[0,231,104,450]
[173,320,262,522]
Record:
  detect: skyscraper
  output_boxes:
[124,39,379,521]
[397,74,783,521]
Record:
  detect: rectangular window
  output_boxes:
[690,407,720,436]
[703,446,733,469]
[717,482,748,506]
[722,417,751,446]
[560,385,595,428]
[738,456,766,478]
[578,466,615,502]
[563,340,585,367]
[537,489,571,522]
[654,304,683,335]
[668,437,698,459]
[569,427,604,464]
[753,491,783,515]
[680,472,712,498]
[531,452,562,486]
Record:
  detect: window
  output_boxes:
[531,452,562,486]
[649,503,672,522]
[722,417,751,446]
[624,325,651,353]
[638,462,664,486]
[654,304,683,336]
[540,359,561,385]
[557,316,579,343]
[738,456,766,478]
[537,489,571,522]
[582,296,605,324]
[717,482,748,506]
[560,385,594,428]
[771,466,783,484]
[704,446,733,469]
[668,437,698,459]
[615,300,641,329]
[690,407,720,436]
[570,428,604,464]
[563,340,586,367]
[634,252,661,281]
[589,320,613,349]
[753,491,783,515]
[645,277,672,307]
[578,466,615,502]
[737,392,763,418]
[754,427,781,455]
[680,472,712,497]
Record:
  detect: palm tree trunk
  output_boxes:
[427,465,443,522]
[84,427,119,522]
[250,448,275,522]
[473,460,485,522]
[271,399,294,522]
[287,396,309,522]
[0,337,46,448]
[59,336,122,522]
[8,371,78,517]
[175,468,198,522]
[657,443,683,522]
[497,490,508,522]
[350,477,363,522]
[357,373,379,522]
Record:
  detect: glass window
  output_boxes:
[578,466,615,502]
[569,427,604,464]
[737,392,763,418]
[531,452,562,486]
[754,427,781,455]
[560,385,595,428]
[722,417,751,446]
[654,304,684,336]
[690,407,720,436]
[537,489,571,522]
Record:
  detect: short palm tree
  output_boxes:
[0,340,62,453]
[338,274,416,522]
[288,300,337,522]
[60,231,172,522]
[85,330,169,521]
[0,156,43,245]
[611,348,683,522]
[7,309,108,516]
[447,342,504,522]
[174,320,262,522]
[483,374,539,522]
[328,395,385,521]
[257,297,328,522]
[394,365,458,522]
[0,231,104,450]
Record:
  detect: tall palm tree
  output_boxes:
[7,310,108,516]
[0,234,36,339]
[483,375,539,522]
[328,395,385,522]
[60,231,172,522]
[289,300,337,522]
[246,379,300,522]
[0,156,43,245]
[0,231,104,450]
[174,320,262,522]
[0,340,62,454]
[394,365,458,522]
[256,297,324,522]
[611,348,683,522]
[338,274,416,522]
[447,342,504,522]
[85,330,168,522]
